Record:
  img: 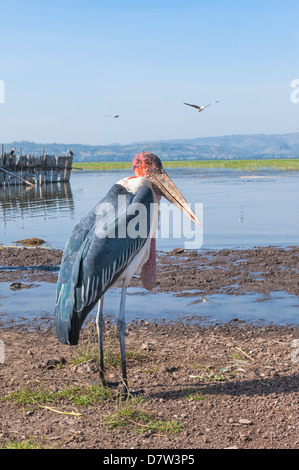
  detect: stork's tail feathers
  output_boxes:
[54,251,89,346]
[55,277,81,346]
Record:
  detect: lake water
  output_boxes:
[1,167,298,326]
[1,168,299,250]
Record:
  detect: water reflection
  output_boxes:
[0,182,74,224]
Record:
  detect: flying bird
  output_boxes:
[55,151,201,396]
[184,100,219,112]
[107,114,123,118]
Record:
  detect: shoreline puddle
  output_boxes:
[0,281,298,328]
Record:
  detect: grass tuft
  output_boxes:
[103,401,183,434]
[0,439,42,449]
[5,383,115,406]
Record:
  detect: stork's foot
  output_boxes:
[118,386,145,400]
[100,374,144,398]
[99,377,119,389]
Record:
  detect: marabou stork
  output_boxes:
[184,100,219,112]
[55,151,201,395]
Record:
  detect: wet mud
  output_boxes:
[1,245,298,298]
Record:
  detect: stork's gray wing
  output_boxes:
[55,183,154,345]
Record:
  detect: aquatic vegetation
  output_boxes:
[73,158,299,171]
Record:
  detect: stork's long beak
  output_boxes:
[148,168,202,227]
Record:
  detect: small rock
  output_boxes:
[161,366,178,373]
[40,357,66,369]
[239,433,250,442]
[169,247,184,255]
[73,359,99,374]
[140,342,156,351]
[239,418,252,425]
[10,282,34,290]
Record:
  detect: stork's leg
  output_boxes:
[117,286,128,395]
[96,296,106,386]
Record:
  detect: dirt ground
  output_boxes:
[0,245,298,449]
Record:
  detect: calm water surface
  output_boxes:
[1,168,299,250]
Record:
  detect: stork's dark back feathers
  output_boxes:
[55,182,154,345]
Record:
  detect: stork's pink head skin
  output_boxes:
[132,151,163,177]
[132,151,201,227]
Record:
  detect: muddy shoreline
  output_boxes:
[1,245,298,297]
[0,245,298,449]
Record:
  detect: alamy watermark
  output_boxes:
[290,79,299,104]
[0,79,5,103]
[94,196,203,249]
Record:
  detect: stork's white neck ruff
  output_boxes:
[117,176,150,192]
[111,176,160,288]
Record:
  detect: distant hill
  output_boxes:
[2,133,299,162]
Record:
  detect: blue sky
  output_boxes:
[0,0,298,145]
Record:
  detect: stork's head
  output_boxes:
[133,151,201,226]
[133,151,163,177]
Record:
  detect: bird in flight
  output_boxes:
[107,114,123,118]
[184,100,219,112]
